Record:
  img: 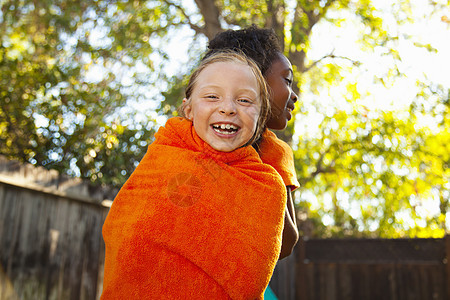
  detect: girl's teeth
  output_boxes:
[214,128,234,134]
[216,124,237,129]
[213,124,238,134]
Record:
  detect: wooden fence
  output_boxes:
[271,237,450,300]
[0,156,114,300]
[1,156,449,300]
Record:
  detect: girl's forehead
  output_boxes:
[267,53,292,72]
[201,60,250,73]
[196,61,259,87]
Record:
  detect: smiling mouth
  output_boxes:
[212,123,240,135]
[286,103,295,113]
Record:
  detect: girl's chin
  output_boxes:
[266,118,288,130]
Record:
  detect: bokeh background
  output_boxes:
[2,0,449,238]
[1,1,450,299]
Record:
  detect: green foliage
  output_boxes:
[0,0,158,186]
[294,82,449,238]
[286,0,450,238]
[219,0,270,27]
[1,0,449,237]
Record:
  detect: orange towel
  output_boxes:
[258,129,300,190]
[101,117,286,300]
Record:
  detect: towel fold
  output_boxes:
[258,129,300,190]
[101,117,286,300]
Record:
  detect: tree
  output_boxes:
[288,2,450,238]
[0,0,158,186]
[1,0,448,237]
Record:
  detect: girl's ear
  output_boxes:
[182,98,193,120]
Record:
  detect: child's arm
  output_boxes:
[279,186,299,259]
[257,129,300,259]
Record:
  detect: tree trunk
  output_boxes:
[266,0,286,52]
[194,0,223,40]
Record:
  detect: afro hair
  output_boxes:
[204,25,282,75]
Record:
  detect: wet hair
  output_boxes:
[204,25,282,75]
[178,51,270,147]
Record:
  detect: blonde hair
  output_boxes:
[179,51,270,146]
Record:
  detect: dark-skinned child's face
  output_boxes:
[265,53,298,130]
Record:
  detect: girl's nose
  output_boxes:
[219,98,237,115]
[291,90,298,103]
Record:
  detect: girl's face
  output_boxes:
[183,61,261,152]
[265,53,298,130]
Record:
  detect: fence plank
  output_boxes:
[0,180,109,300]
[291,238,448,300]
[446,235,450,300]
[297,237,307,300]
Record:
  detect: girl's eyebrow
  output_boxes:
[198,84,258,95]
[282,68,293,79]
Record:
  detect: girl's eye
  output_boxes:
[206,95,218,99]
[285,78,293,85]
[238,98,252,104]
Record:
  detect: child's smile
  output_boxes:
[183,61,261,152]
[211,122,239,135]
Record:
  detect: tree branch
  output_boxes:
[162,0,204,35]
[193,0,222,40]
[304,51,361,72]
